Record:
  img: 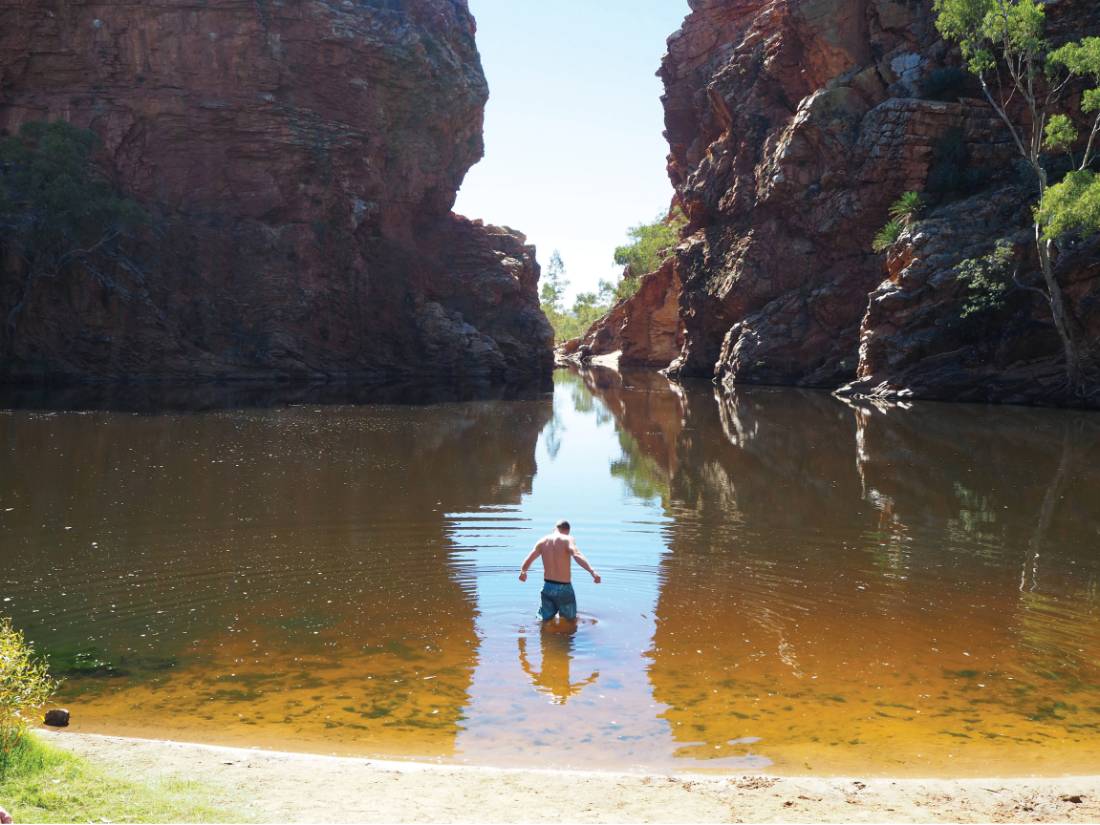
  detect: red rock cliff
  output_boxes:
[575,0,1099,405]
[0,0,552,383]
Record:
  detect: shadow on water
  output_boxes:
[0,376,553,413]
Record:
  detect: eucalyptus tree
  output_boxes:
[934,0,1099,394]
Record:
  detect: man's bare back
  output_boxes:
[519,521,600,621]
[519,530,600,584]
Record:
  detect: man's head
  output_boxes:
[555,519,571,535]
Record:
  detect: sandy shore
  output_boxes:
[37,730,1100,823]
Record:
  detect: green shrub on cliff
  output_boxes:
[542,208,687,344]
[872,220,903,253]
[0,617,57,777]
[0,120,146,332]
[872,192,922,253]
[956,240,1014,317]
[613,208,686,280]
[889,191,923,224]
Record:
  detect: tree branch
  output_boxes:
[1044,74,1072,109]
[1081,110,1100,171]
[978,74,1031,161]
[1012,268,1050,299]
[53,228,121,271]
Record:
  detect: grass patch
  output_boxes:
[0,735,248,823]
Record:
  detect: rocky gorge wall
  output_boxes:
[0,0,552,384]
[570,0,1100,405]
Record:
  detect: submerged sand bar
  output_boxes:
[40,731,1100,823]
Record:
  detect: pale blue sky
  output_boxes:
[455,1,689,301]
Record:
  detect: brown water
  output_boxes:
[2,369,1099,776]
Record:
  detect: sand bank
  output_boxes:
[37,731,1100,823]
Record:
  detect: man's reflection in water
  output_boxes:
[518,620,599,704]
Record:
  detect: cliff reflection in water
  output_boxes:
[576,366,1100,774]
[2,394,552,756]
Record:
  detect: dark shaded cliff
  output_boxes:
[0,0,552,384]
[570,0,1099,406]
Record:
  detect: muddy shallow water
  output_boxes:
[2,369,1099,775]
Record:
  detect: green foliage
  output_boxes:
[1048,37,1100,85]
[1043,114,1078,154]
[540,250,569,316]
[1047,38,1100,170]
[612,208,686,278]
[0,735,244,823]
[0,120,146,283]
[873,192,921,253]
[557,280,615,341]
[539,251,612,342]
[542,210,686,343]
[1037,170,1100,240]
[1085,89,1100,116]
[889,191,923,225]
[872,220,903,254]
[933,0,1046,76]
[612,275,641,302]
[956,240,1014,317]
[0,618,57,777]
[540,250,586,342]
[932,0,993,70]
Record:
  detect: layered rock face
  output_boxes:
[848,190,1100,403]
[579,0,1098,404]
[0,0,552,383]
[559,258,683,367]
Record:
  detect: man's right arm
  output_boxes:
[519,542,542,581]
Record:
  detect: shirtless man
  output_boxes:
[519,520,600,620]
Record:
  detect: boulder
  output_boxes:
[43,708,70,727]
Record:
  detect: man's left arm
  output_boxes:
[571,542,601,584]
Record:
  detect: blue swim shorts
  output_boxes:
[539,580,577,620]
